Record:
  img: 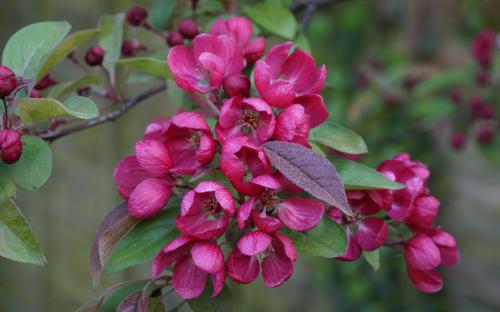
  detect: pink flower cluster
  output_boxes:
[330,153,459,293]
[113,16,458,299]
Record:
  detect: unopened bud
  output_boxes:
[178,19,199,39]
[477,127,496,145]
[30,89,41,98]
[166,30,184,47]
[121,39,146,57]
[35,74,57,90]
[223,74,251,98]
[0,65,18,98]
[450,132,466,150]
[126,6,148,27]
[0,130,22,164]
[84,45,105,66]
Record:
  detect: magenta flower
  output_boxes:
[227,231,296,287]
[0,130,23,164]
[145,112,217,175]
[347,189,392,216]
[215,97,275,145]
[237,174,324,231]
[471,28,496,68]
[152,236,225,299]
[167,34,244,94]
[254,42,326,108]
[210,16,266,64]
[175,181,235,240]
[220,136,273,195]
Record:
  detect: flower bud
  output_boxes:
[35,74,57,90]
[126,6,148,27]
[84,45,105,66]
[449,132,466,150]
[469,95,484,118]
[77,87,91,96]
[476,70,491,86]
[178,19,199,39]
[0,65,18,98]
[222,74,250,98]
[480,105,495,119]
[121,39,146,57]
[0,130,23,164]
[166,30,184,47]
[448,87,461,105]
[476,126,496,145]
[30,89,41,98]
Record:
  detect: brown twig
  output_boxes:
[40,83,167,142]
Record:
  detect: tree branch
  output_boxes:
[291,0,347,32]
[40,83,167,142]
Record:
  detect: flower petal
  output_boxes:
[278,197,324,231]
[210,268,226,298]
[238,197,255,230]
[113,156,149,199]
[407,267,443,293]
[152,236,193,277]
[252,210,282,233]
[135,140,172,177]
[295,94,328,128]
[356,218,388,251]
[404,233,441,270]
[261,253,293,287]
[128,178,172,219]
[227,248,260,284]
[191,241,224,274]
[173,255,208,299]
[237,230,272,256]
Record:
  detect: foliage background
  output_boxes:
[0,0,499,311]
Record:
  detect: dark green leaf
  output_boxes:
[38,29,99,79]
[188,284,233,312]
[17,96,98,123]
[363,250,380,271]
[47,73,103,99]
[244,3,297,39]
[282,218,347,258]
[309,121,368,155]
[150,0,176,29]
[98,14,125,85]
[262,141,352,215]
[0,198,45,265]
[106,208,179,273]
[330,157,404,190]
[117,57,171,78]
[0,136,52,191]
[2,21,71,78]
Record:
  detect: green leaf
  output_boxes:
[0,136,52,191]
[188,284,233,312]
[18,96,98,123]
[414,68,472,97]
[2,21,71,78]
[330,157,404,190]
[409,97,457,121]
[244,3,297,39]
[106,208,179,272]
[98,14,125,85]
[310,121,368,155]
[282,218,347,258]
[0,198,45,265]
[0,168,16,201]
[38,29,99,80]
[117,57,171,78]
[363,250,380,271]
[295,34,312,54]
[150,0,176,29]
[47,73,103,99]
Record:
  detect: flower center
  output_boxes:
[204,198,222,216]
[239,110,258,134]
[258,189,280,213]
[188,131,202,149]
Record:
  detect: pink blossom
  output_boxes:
[346,189,392,216]
[216,97,275,145]
[152,236,225,299]
[175,181,234,240]
[227,231,296,287]
[471,28,496,68]
[220,136,273,195]
[356,218,388,251]
[167,34,244,93]
[210,16,266,64]
[254,42,326,108]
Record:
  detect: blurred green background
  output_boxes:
[1,0,500,311]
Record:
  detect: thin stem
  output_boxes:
[2,98,8,129]
[40,83,166,142]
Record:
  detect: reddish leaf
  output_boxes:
[262,141,352,215]
[116,291,148,312]
[90,203,138,287]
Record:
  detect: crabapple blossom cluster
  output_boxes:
[329,153,459,293]
[112,16,458,299]
[448,28,498,149]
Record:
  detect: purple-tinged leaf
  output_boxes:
[90,203,138,287]
[116,291,148,312]
[262,141,352,215]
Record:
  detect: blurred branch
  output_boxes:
[291,0,347,32]
[40,83,167,142]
